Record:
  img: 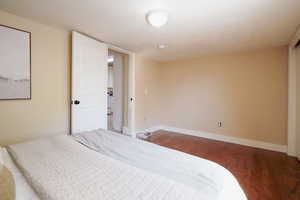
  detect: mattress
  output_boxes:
[73,129,247,200]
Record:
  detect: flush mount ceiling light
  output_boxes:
[157,44,167,49]
[146,10,168,28]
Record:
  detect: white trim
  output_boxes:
[122,126,129,134]
[135,126,162,135]
[288,46,297,156]
[128,53,135,137]
[143,125,287,153]
[122,126,132,136]
[287,25,300,157]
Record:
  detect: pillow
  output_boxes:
[0,148,15,200]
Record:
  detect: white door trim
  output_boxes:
[287,25,300,157]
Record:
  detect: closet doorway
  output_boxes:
[107,50,129,134]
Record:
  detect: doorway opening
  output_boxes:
[107,50,129,134]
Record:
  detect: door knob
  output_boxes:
[74,100,80,105]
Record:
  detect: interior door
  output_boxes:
[71,31,108,134]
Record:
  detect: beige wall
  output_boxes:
[0,10,71,145]
[135,55,161,131]
[156,46,288,145]
[0,10,289,146]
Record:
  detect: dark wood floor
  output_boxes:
[143,130,300,200]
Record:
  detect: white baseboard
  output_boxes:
[143,125,287,153]
[122,126,129,134]
[135,126,162,135]
[122,126,134,137]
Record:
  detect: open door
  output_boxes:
[71,31,108,134]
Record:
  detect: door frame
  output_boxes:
[288,25,300,157]
[71,31,136,137]
[107,44,136,137]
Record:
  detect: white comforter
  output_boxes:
[8,134,247,200]
[74,129,247,200]
[2,148,39,200]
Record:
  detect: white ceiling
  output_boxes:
[1,0,300,61]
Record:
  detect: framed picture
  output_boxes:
[0,24,31,100]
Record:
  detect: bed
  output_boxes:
[4,130,247,200]
[1,148,39,200]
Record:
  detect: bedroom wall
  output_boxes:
[135,55,161,131]
[0,10,71,145]
[156,46,288,145]
[0,10,289,147]
[0,10,159,144]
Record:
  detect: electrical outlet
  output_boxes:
[218,121,222,128]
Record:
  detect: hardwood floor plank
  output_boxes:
[142,130,300,200]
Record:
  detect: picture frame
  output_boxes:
[0,24,31,100]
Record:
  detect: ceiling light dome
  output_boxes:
[157,44,167,49]
[146,10,168,28]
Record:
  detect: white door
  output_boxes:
[71,31,108,134]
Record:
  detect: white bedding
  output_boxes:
[2,148,40,200]
[74,129,247,200]
[7,134,247,200]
